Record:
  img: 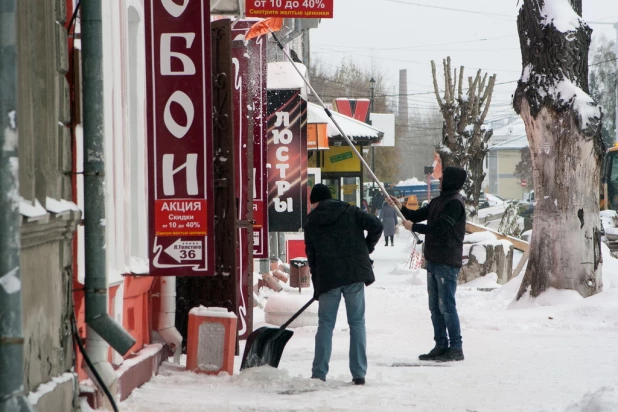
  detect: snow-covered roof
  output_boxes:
[489,116,528,150]
[267,62,308,100]
[307,102,384,144]
[210,0,241,15]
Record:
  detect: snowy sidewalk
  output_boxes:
[120,231,618,412]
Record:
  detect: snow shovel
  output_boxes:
[268,30,422,244]
[240,297,316,370]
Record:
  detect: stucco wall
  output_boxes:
[16,0,81,409]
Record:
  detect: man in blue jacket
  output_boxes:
[389,166,466,362]
[305,184,383,384]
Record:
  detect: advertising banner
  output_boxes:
[246,0,334,19]
[231,21,269,259]
[307,123,329,150]
[267,90,307,232]
[145,0,214,275]
[333,98,370,123]
[230,20,269,339]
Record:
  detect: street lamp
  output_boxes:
[369,77,376,188]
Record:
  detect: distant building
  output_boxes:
[486,116,529,200]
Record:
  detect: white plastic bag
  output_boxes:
[406,239,424,270]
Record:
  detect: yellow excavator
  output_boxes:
[601,144,618,211]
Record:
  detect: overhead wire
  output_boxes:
[382,0,517,19]
[313,35,518,52]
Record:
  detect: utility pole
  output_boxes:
[0,1,35,411]
[369,77,376,188]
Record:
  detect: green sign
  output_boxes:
[330,151,353,163]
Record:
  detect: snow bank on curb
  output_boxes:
[461,272,500,289]
[602,243,618,290]
[562,386,618,412]
[508,287,583,309]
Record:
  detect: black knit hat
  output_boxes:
[310,183,332,203]
[442,166,467,192]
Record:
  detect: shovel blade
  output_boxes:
[240,326,294,370]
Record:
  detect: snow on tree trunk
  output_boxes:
[431,57,496,222]
[514,0,604,299]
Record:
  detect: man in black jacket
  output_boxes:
[305,184,383,384]
[389,166,467,362]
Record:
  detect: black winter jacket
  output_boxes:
[400,167,467,268]
[304,199,383,297]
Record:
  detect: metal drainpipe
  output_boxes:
[81,0,135,390]
[0,3,35,411]
[156,277,182,364]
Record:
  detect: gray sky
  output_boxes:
[310,0,618,123]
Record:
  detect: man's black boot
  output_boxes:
[418,346,448,361]
[434,348,464,362]
[352,377,365,385]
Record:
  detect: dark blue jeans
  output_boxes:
[426,262,462,350]
[312,282,367,381]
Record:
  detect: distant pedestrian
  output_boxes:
[380,200,398,246]
[388,167,467,362]
[305,184,383,384]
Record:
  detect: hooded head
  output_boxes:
[441,167,467,192]
[310,183,332,204]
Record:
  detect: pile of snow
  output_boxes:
[508,287,583,309]
[562,386,618,412]
[395,177,430,186]
[264,292,318,328]
[540,0,583,33]
[550,78,601,131]
[189,306,237,319]
[600,210,617,228]
[602,243,618,290]
[464,231,496,243]
[462,272,500,289]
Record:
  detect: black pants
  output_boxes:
[384,235,394,246]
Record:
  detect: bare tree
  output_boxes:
[513,0,604,299]
[431,57,497,220]
[589,34,617,148]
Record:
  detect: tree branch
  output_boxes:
[430,60,444,109]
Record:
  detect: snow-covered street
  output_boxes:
[120,230,618,412]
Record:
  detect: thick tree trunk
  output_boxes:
[518,100,603,297]
[514,0,604,299]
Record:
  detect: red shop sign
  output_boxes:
[246,0,334,19]
[231,21,269,259]
[145,0,214,275]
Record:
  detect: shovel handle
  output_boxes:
[280,297,316,330]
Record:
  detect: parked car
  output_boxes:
[518,190,535,217]
[478,192,490,209]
